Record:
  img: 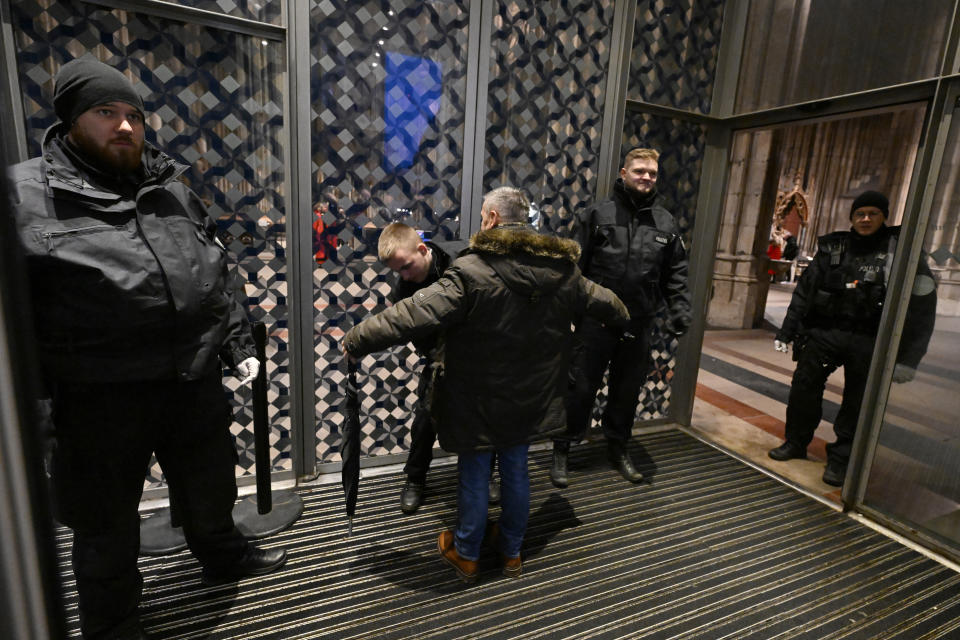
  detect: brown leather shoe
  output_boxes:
[501,554,523,578]
[437,530,478,584]
[487,523,523,578]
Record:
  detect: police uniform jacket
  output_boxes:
[574,178,691,331]
[344,223,630,453]
[776,225,936,369]
[8,126,255,384]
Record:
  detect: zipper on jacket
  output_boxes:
[42,225,125,251]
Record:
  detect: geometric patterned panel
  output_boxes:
[628,0,725,114]
[622,111,707,419]
[9,0,290,486]
[166,0,282,25]
[310,0,470,464]
[483,0,615,237]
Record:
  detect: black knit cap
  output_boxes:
[53,58,145,126]
[850,190,889,219]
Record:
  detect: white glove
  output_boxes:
[891,364,916,384]
[774,340,789,353]
[236,356,260,386]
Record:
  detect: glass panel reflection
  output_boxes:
[736,0,952,113]
[310,0,469,464]
[628,0,725,114]
[168,0,282,25]
[864,104,960,549]
[484,0,615,235]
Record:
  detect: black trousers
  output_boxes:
[556,316,653,445]
[784,327,875,468]
[403,366,436,482]
[50,372,248,638]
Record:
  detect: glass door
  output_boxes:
[859,86,960,556]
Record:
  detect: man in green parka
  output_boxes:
[344,187,628,583]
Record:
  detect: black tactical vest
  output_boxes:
[808,232,897,332]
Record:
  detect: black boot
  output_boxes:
[607,440,643,484]
[768,441,807,461]
[550,441,569,488]
[822,463,847,487]
[400,479,425,514]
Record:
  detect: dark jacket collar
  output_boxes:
[613,178,658,212]
[40,124,187,204]
[848,223,894,254]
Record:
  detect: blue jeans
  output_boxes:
[454,444,529,561]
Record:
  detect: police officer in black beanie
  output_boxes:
[768,190,937,486]
[7,57,287,639]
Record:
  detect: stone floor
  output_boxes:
[690,284,842,503]
[690,283,960,534]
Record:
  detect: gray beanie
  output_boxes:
[53,58,145,126]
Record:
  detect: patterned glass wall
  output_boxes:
[628,0,725,114]
[483,0,614,236]
[9,0,290,486]
[167,0,282,25]
[622,110,706,418]
[310,0,469,464]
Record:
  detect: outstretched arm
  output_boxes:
[344,268,469,358]
[579,275,630,327]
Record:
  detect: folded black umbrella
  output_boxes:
[342,356,361,537]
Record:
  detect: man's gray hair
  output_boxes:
[483,186,530,223]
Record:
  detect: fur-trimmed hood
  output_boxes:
[469,223,581,262]
[467,223,581,300]
[343,222,630,454]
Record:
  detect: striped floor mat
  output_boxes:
[57,431,960,639]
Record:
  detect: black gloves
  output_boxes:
[664,313,691,337]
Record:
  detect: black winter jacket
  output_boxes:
[776,225,936,369]
[574,179,691,331]
[9,125,255,383]
[344,223,629,453]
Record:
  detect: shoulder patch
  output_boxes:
[912,274,936,296]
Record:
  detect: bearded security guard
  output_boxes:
[768,190,937,486]
[9,58,287,639]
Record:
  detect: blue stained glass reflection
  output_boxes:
[384,51,442,171]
